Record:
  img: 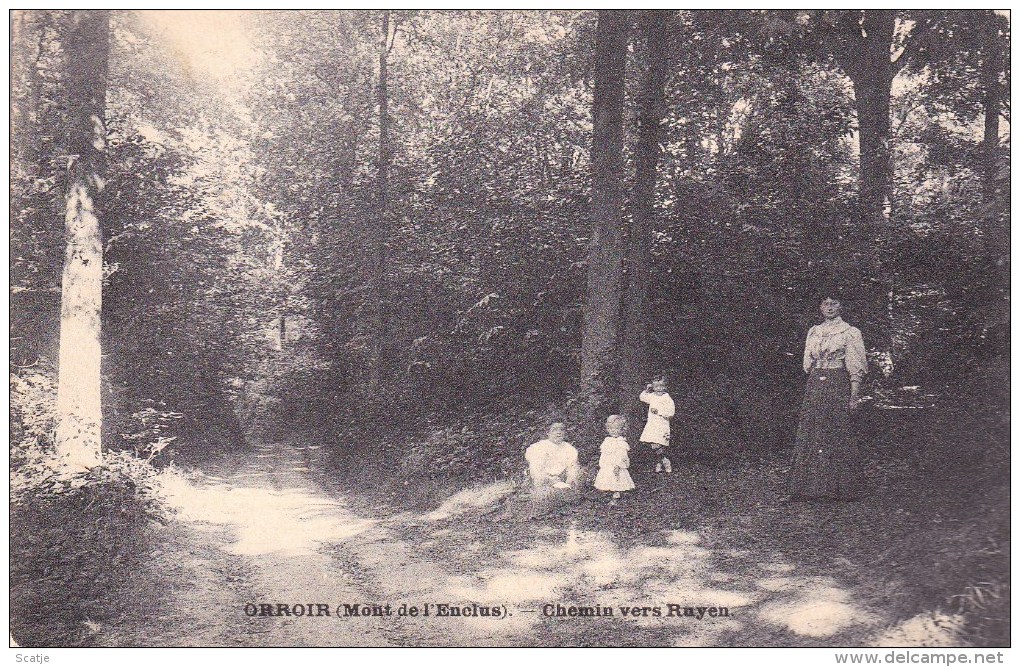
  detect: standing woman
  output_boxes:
[787,293,868,501]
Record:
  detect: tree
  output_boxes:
[831,10,899,228]
[580,10,627,425]
[10,11,44,178]
[620,10,671,435]
[978,11,1008,263]
[55,10,110,468]
[368,10,393,394]
[778,11,947,346]
[790,11,937,233]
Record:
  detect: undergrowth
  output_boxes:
[10,362,174,647]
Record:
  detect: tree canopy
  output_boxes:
[10,8,1010,460]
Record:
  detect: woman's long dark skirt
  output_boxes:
[788,367,861,500]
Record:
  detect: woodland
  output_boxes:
[9,10,1011,648]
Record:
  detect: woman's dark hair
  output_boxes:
[816,283,855,306]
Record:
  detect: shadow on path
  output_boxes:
[138,440,901,647]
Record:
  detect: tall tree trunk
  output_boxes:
[850,62,896,345]
[980,11,1006,264]
[368,10,391,394]
[581,10,627,427]
[853,71,894,227]
[847,10,897,231]
[620,11,669,438]
[10,10,43,178]
[55,10,110,468]
[831,10,900,349]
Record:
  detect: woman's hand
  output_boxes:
[850,380,862,411]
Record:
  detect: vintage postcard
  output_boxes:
[9,9,1010,654]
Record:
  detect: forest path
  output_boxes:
[109,439,904,647]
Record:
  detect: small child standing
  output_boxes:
[640,376,676,474]
[594,415,635,505]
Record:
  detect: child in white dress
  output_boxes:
[594,415,635,505]
[640,376,676,473]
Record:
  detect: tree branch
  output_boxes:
[891,13,939,72]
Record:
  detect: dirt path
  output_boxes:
[101,439,918,647]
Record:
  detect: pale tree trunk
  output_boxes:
[368,9,391,394]
[274,238,286,351]
[55,10,110,468]
[580,10,627,426]
[620,11,669,438]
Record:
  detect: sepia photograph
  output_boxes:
[8,8,1011,652]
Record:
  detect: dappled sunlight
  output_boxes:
[151,445,884,645]
[578,549,640,588]
[869,611,965,647]
[760,562,797,574]
[504,528,612,569]
[450,571,569,605]
[755,576,800,592]
[628,543,714,578]
[9,3,1007,648]
[755,575,876,638]
[158,470,377,557]
[423,480,518,521]
[664,529,703,545]
[405,520,761,642]
[396,485,889,645]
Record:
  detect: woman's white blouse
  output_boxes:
[802,317,868,382]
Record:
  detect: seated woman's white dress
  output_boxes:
[593,437,635,492]
[525,439,579,490]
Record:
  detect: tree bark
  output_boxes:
[825,10,901,348]
[10,10,44,178]
[368,10,391,394]
[852,70,894,226]
[620,11,669,438]
[55,10,110,469]
[980,11,1006,263]
[844,10,897,231]
[581,10,627,425]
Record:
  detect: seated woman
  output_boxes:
[525,422,580,497]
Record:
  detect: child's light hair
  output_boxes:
[605,414,627,433]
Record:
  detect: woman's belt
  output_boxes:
[812,362,846,370]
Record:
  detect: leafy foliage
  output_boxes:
[7,8,1009,649]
